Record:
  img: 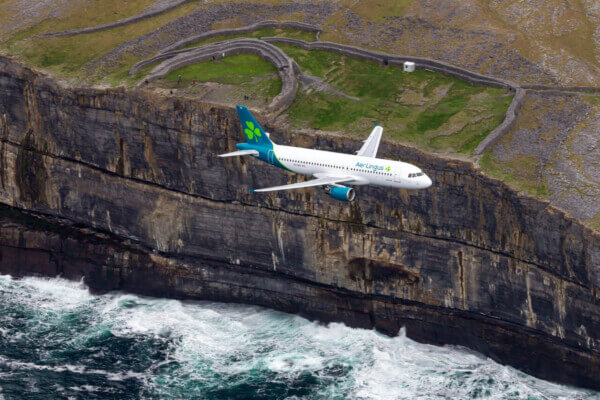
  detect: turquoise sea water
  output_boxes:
[0,274,598,400]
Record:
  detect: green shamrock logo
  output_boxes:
[385,166,391,172]
[244,121,262,142]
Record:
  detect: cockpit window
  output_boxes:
[408,172,425,178]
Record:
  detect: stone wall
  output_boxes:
[159,20,320,54]
[262,37,515,89]
[0,56,599,389]
[135,38,298,112]
[521,84,600,93]
[38,0,196,38]
[474,88,527,154]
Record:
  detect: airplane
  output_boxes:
[219,105,432,202]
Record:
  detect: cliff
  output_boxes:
[0,56,599,389]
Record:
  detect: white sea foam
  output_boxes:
[0,355,145,382]
[14,275,92,311]
[1,275,599,399]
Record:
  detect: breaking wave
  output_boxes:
[0,274,597,399]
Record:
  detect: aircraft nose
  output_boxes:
[423,174,432,188]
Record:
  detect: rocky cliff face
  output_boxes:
[1,56,599,389]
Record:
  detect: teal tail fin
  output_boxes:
[236,105,273,146]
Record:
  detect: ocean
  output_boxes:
[0,274,597,400]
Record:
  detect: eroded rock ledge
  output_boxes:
[0,56,599,389]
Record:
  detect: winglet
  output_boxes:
[373,122,379,126]
[249,188,255,194]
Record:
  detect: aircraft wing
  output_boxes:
[253,176,354,193]
[356,125,383,158]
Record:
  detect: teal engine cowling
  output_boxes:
[328,186,356,202]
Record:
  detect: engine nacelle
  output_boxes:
[328,186,356,202]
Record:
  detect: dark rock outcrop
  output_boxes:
[0,56,599,389]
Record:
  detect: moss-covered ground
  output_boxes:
[163,54,278,86]
[479,151,549,198]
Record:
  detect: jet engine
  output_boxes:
[327,186,356,202]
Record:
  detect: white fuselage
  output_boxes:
[272,144,432,190]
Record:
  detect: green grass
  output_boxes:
[590,212,600,231]
[181,27,316,50]
[277,43,513,153]
[104,56,159,87]
[479,151,549,198]
[7,2,199,83]
[163,54,279,86]
[585,94,600,106]
[157,54,281,108]
[157,53,282,106]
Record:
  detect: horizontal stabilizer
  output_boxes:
[218,149,259,157]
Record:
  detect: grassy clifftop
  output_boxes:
[276,44,512,154]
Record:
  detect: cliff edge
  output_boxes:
[0,56,599,389]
